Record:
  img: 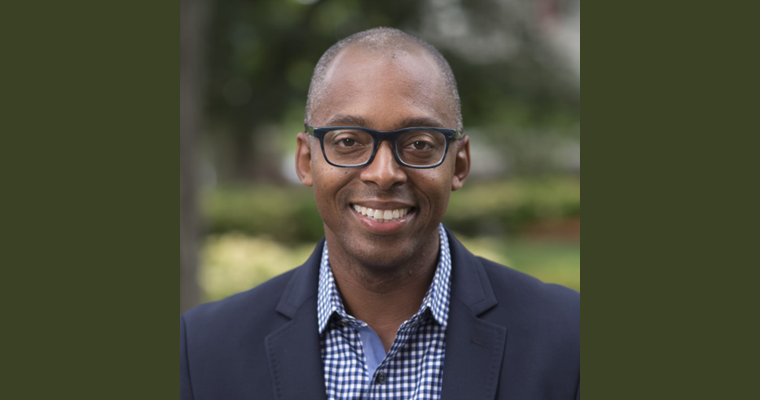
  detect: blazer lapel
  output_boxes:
[265,240,328,400]
[264,233,508,400]
[441,230,508,400]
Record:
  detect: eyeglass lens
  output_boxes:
[323,129,448,167]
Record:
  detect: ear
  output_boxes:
[295,132,314,187]
[451,135,471,191]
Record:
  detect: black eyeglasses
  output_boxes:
[306,125,462,169]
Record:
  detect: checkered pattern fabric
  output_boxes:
[318,224,452,400]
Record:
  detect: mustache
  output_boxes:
[349,187,414,202]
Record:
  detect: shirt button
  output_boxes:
[376,372,387,385]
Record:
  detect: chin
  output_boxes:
[353,233,441,275]
[324,217,440,270]
[352,240,417,268]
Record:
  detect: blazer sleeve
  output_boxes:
[181,315,194,400]
[576,381,580,400]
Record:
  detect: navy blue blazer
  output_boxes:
[181,230,580,399]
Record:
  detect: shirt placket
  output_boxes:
[362,313,426,400]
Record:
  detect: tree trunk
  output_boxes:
[180,0,211,314]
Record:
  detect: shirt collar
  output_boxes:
[317,224,452,334]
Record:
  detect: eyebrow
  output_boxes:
[324,114,369,127]
[323,115,447,130]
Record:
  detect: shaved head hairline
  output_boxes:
[305,28,463,133]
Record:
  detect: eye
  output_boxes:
[339,138,358,147]
[411,141,432,150]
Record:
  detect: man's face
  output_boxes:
[296,47,470,269]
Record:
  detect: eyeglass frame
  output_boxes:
[305,125,463,169]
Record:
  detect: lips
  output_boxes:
[352,204,412,223]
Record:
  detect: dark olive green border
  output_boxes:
[5,2,176,398]
[581,1,735,397]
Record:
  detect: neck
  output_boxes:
[325,230,440,350]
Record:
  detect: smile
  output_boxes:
[351,204,412,223]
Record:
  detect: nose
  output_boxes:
[360,140,407,190]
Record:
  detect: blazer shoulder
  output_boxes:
[478,257,579,335]
[180,265,312,400]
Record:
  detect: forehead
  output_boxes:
[313,47,453,129]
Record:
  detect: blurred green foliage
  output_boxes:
[445,177,580,237]
[202,184,323,243]
[201,233,579,302]
[458,236,580,292]
[202,177,580,243]
[201,234,317,302]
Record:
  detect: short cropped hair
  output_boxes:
[305,27,463,132]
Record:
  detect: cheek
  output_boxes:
[423,163,455,188]
[312,168,356,205]
[414,170,453,208]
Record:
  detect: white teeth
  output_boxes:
[353,205,412,222]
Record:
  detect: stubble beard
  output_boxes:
[323,221,441,287]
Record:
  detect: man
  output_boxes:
[181,28,579,400]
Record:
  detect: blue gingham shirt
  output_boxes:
[318,224,452,400]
